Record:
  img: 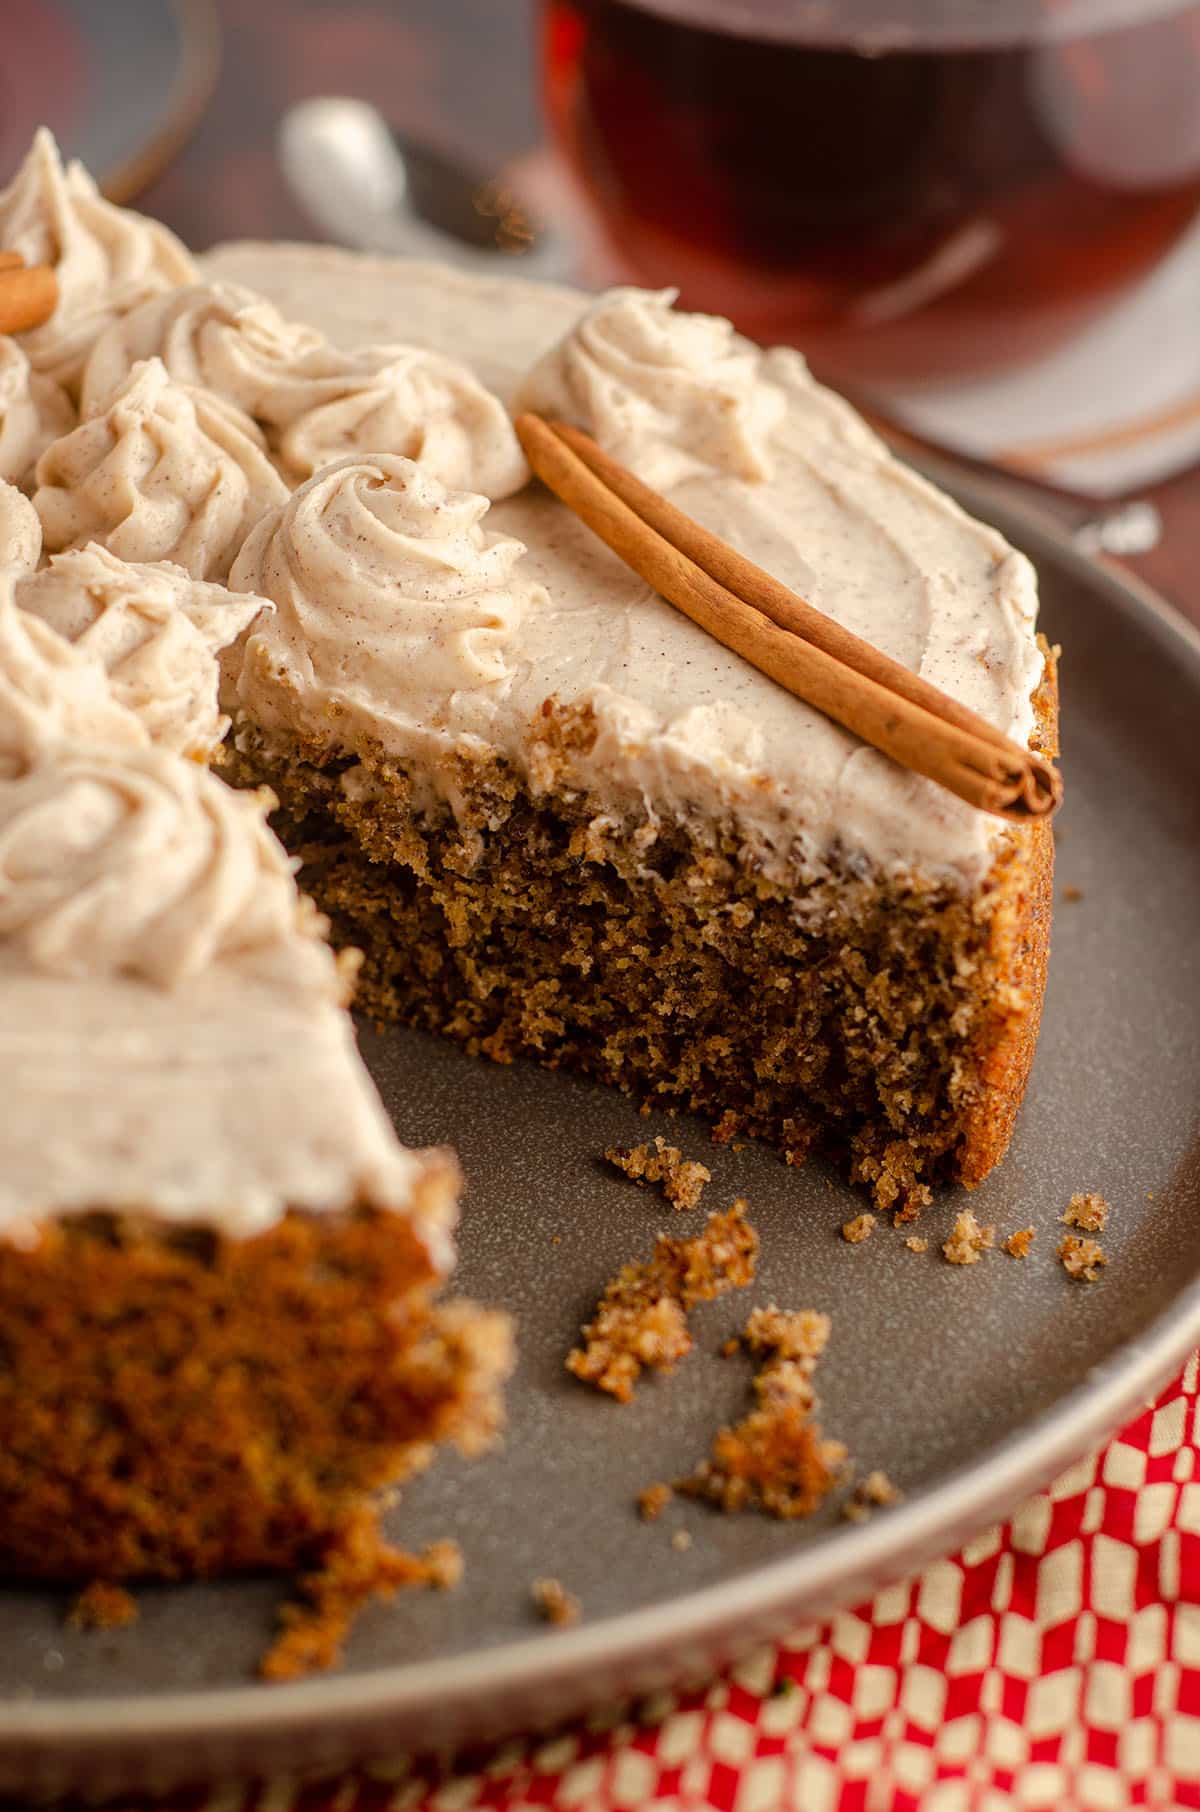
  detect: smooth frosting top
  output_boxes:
[33,357,289,582]
[231,454,545,739]
[514,287,786,489]
[0,336,74,489]
[82,279,529,497]
[209,246,1045,889]
[17,544,265,756]
[0,129,196,392]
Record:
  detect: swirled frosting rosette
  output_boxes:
[0,584,145,780]
[17,544,266,757]
[231,454,545,742]
[0,742,322,988]
[82,273,529,496]
[0,129,196,393]
[82,280,528,497]
[33,358,288,582]
[513,286,785,489]
[0,338,74,490]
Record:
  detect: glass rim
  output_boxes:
[585,0,1196,49]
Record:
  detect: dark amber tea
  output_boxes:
[542,0,1200,383]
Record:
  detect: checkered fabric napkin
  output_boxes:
[36,1354,1200,1812]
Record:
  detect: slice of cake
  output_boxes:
[198,255,1055,1214]
[0,726,511,1586]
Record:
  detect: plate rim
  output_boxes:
[4,482,1200,1764]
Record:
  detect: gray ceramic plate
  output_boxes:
[3,478,1200,1798]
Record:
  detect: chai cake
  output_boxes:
[196,251,1055,1214]
[0,710,511,1587]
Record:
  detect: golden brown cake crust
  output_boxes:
[0,1190,511,1583]
[956,641,1059,1188]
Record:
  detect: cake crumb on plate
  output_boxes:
[841,1213,876,1244]
[678,1306,844,1520]
[943,1209,995,1265]
[1058,1235,1108,1282]
[1003,1227,1036,1258]
[532,1577,580,1626]
[567,1203,758,1402]
[1063,1192,1109,1233]
[67,1581,138,1632]
[638,1483,673,1521]
[606,1136,711,1210]
[905,1235,929,1253]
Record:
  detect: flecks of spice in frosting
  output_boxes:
[230,454,546,730]
[513,285,787,489]
[0,576,146,778]
[0,741,327,989]
[17,544,266,757]
[0,129,196,394]
[0,477,42,575]
[81,279,529,498]
[32,357,288,583]
[0,337,73,489]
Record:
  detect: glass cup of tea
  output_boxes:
[540,0,1200,387]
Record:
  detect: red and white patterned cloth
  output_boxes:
[31,1355,1200,1812]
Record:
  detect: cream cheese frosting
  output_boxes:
[0,740,446,1243]
[0,129,196,393]
[82,279,529,497]
[33,357,288,582]
[0,337,74,489]
[513,287,786,489]
[231,454,546,749]
[209,245,1044,890]
[17,544,266,756]
[0,578,146,779]
[0,478,42,574]
[0,742,312,988]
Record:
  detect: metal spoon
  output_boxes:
[278,97,572,281]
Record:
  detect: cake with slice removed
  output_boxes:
[196,257,1056,1215]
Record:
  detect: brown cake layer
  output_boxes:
[227,653,1056,1213]
[0,1182,511,1582]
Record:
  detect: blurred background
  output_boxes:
[8,0,1200,607]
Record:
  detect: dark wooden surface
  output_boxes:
[139,0,1199,630]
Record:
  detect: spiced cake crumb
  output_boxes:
[1062,885,1084,902]
[678,1306,844,1520]
[841,1213,877,1244]
[1003,1227,1036,1259]
[532,1577,580,1627]
[606,1137,712,1210]
[743,1304,831,1366]
[638,1483,673,1522]
[943,1209,995,1266]
[905,1235,929,1254]
[1062,1192,1109,1233]
[566,1202,758,1402]
[671,1529,692,1553]
[259,1516,461,1682]
[1058,1235,1108,1282]
[67,1581,138,1632]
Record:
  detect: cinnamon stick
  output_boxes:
[514,413,1060,823]
[0,262,58,335]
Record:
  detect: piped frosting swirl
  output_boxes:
[0,338,74,489]
[82,280,529,497]
[513,286,786,489]
[0,581,146,779]
[33,357,288,582]
[231,455,544,737]
[17,544,266,756]
[0,742,321,989]
[0,129,196,392]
